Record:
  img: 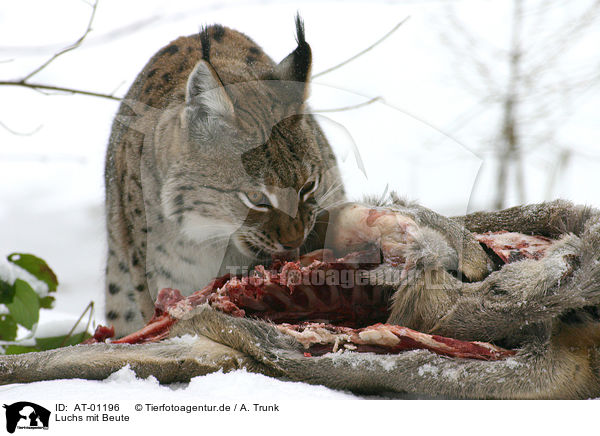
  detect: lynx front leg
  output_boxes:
[105,219,155,338]
[105,242,153,337]
[105,244,147,338]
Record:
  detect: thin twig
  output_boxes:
[59,301,95,348]
[314,96,382,113]
[0,152,87,164]
[0,120,43,136]
[441,7,500,94]
[109,80,128,96]
[0,0,119,103]
[0,81,121,101]
[22,0,98,82]
[312,17,410,78]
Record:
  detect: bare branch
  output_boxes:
[0,152,87,164]
[109,80,128,97]
[0,80,121,101]
[312,17,410,79]
[2,4,400,107]
[544,147,571,200]
[0,120,43,136]
[314,96,382,113]
[523,1,600,85]
[571,148,600,162]
[22,0,98,82]
[0,0,121,104]
[442,6,501,95]
[436,0,599,209]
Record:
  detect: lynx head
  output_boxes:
[156,16,343,258]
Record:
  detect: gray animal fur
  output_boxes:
[1,199,599,399]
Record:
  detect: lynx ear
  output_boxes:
[272,14,312,102]
[185,60,234,118]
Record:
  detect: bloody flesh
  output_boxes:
[277,323,514,359]
[474,231,553,263]
[98,232,553,360]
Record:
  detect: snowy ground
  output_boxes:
[0,0,599,432]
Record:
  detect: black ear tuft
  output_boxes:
[295,13,306,45]
[199,26,211,62]
[291,13,311,83]
[273,14,312,88]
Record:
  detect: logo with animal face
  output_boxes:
[3,402,50,433]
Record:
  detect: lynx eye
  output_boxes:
[239,191,272,212]
[300,176,319,201]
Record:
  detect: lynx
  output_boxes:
[104,17,347,337]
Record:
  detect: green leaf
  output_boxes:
[6,279,40,330]
[7,253,58,293]
[3,345,38,355]
[39,296,55,309]
[0,279,15,304]
[36,331,91,350]
[0,315,17,341]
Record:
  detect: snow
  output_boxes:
[0,366,356,402]
[0,0,599,423]
[440,367,465,382]
[0,257,49,297]
[417,363,440,378]
[32,309,89,338]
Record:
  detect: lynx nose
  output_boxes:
[280,236,304,250]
